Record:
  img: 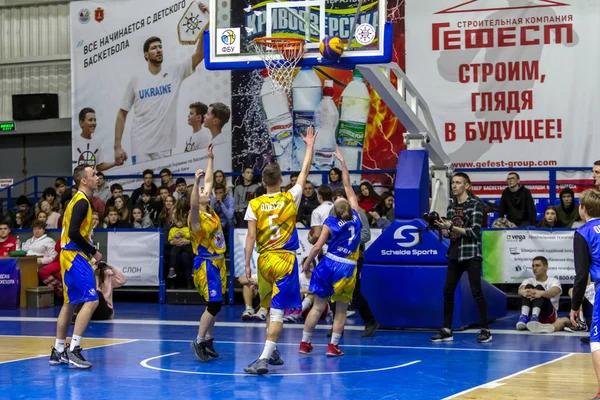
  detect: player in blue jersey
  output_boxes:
[298,147,362,357]
[570,188,600,400]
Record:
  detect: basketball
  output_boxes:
[319,36,344,61]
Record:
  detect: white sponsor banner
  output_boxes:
[107,231,160,286]
[232,228,382,277]
[70,0,231,184]
[482,229,575,284]
[406,0,600,169]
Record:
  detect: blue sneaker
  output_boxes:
[529,314,539,323]
[516,314,529,330]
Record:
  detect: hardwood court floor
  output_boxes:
[0,304,595,399]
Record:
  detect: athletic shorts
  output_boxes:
[192,256,226,302]
[60,251,98,305]
[591,285,600,343]
[309,253,357,304]
[257,250,301,310]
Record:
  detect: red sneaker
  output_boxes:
[326,343,344,357]
[298,341,313,354]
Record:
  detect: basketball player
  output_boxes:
[299,147,362,357]
[49,164,102,369]
[185,102,210,153]
[243,126,317,375]
[113,2,208,165]
[188,144,227,362]
[570,189,600,400]
[430,172,492,343]
[73,107,119,172]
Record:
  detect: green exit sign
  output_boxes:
[0,122,16,131]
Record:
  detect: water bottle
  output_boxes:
[260,69,294,172]
[292,67,322,169]
[337,69,370,183]
[16,236,21,251]
[313,80,339,170]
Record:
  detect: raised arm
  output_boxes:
[334,146,359,211]
[191,3,209,70]
[295,126,317,189]
[203,144,215,195]
[189,168,204,233]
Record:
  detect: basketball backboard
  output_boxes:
[204,0,391,70]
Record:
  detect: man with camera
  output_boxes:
[430,172,492,343]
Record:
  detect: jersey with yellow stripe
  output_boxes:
[60,191,93,252]
[189,208,226,258]
[245,185,302,253]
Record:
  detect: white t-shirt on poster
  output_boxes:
[184,127,211,152]
[520,276,562,311]
[120,58,194,156]
[72,133,106,170]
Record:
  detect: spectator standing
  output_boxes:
[298,182,319,227]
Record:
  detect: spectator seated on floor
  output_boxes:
[239,274,268,321]
[92,261,127,320]
[0,222,17,256]
[516,256,562,333]
[38,240,63,297]
[21,221,57,262]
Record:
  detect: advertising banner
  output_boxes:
[70,0,231,188]
[406,0,600,194]
[482,229,575,284]
[106,230,161,285]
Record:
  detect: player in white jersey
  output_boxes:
[73,108,118,172]
[185,102,211,153]
[113,2,209,165]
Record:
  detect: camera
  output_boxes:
[423,211,440,230]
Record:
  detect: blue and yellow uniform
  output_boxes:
[244,185,302,309]
[309,209,362,303]
[60,190,98,304]
[189,209,226,302]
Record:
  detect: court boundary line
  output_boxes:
[140,352,422,377]
[442,352,576,399]
[0,335,584,355]
[0,317,588,337]
[0,338,138,365]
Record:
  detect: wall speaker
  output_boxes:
[12,93,59,121]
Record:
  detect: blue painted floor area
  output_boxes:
[0,304,591,399]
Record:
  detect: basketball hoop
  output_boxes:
[252,37,305,98]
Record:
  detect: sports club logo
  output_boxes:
[221,29,236,45]
[393,225,420,248]
[215,230,226,249]
[94,7,104,23]
[436,0,570,14]
[78,9,91,24]
[355,23,376,46]
[76,143,98,169]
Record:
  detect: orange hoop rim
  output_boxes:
[253,37,305,58]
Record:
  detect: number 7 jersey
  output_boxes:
[244,184,303,253]
[324,209,362,261]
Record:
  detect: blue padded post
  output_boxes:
[394,149,430,220]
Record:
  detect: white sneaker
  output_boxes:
[241,308,255,321]
[527,321,555,334]
[255,307,268,321]
[346,310,356,317]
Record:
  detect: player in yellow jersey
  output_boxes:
[50,164,102,369]
[243,126,317,375]
[188,144,227,362]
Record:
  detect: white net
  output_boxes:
[251,38,305,99]
[387,0,405,24]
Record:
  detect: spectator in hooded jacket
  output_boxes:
[556,187,581,228]
[499,172,537,227]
